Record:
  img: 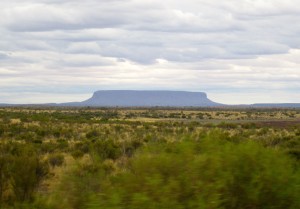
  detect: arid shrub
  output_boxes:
[92,140,299,209]
[48,153,64,167]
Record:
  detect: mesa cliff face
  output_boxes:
[77,90,223,107]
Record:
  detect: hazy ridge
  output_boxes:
[1,90,300,108]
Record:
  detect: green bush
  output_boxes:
[0,151,10,204]
[71,150,85,159]
[48,153,65,167]
[10,146,49,203]
[92,139,121,160]
[48,160,104,209]
[92,140,299,209]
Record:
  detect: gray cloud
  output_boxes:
[0,0,300,103]
[0,52,9,59]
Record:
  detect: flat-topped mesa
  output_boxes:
[80,90,223,107]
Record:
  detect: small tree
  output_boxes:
[10,146,49,202]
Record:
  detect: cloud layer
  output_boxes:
[0,0,300,104]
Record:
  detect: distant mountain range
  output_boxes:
[61,90,223,107]
[251,103,300,108]
[1,90,300,108]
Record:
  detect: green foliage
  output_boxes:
[0,149,10,204]
[0,107,299,208]
[71,150,85,159]
[86,130,101,139]
[10,146,49,203]
[92,139,121,160]
[49,160,104,209]
[0,144,49,207]
[93,140,299,209]
[48,153,65,167]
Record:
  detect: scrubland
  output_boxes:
[0,107,299,209]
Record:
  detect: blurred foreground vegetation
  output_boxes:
[0,107,299,209]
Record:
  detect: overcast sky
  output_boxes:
[1,0,300,104]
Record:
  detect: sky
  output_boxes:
[0,0,300,104]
